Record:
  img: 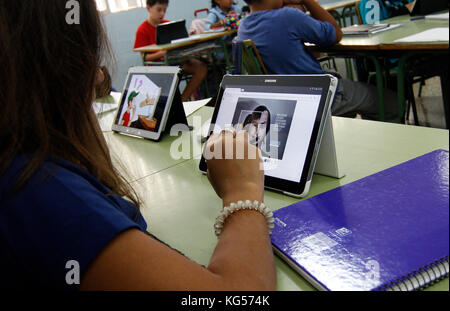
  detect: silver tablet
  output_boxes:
[112,66,181,141]
[199,74,339,198]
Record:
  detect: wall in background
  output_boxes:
[102,0,335,91]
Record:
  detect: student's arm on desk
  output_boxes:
[285,0,343,43]
[79,131,276,291]
[141,50,167,62]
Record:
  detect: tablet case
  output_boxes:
[271,149,449,291]
[409,0,449,16]
[313,110,344,179]
[113,69,190,141]
[157,20,189,45]
[161,87,191,139]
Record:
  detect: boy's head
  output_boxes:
[243,0,283,10]
[146,0,168,25]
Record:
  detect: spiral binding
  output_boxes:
[375,255,449,291]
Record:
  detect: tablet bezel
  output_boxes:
[198,74,336,197]
[112,66,181,141]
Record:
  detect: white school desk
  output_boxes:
[98,105,449,291]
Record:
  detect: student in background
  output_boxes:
[134,0,208,102]
[0,0,275,290]
[205,0,242,30]
[238,0,400,123]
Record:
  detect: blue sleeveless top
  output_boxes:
[0,155,147,290]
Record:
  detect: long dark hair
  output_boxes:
[0,1,141,207]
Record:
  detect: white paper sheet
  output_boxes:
[183,98,212,117]
[394,27,449,43]
[425,12,449,20]
[93,91,121,115]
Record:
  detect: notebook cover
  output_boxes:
[271,150,449,291]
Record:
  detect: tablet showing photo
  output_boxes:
[199,74,338,197]
[112,66,181,141]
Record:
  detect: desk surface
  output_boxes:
[315,13,449,52]
[99,104,211,182]
[101,106,449,291]
[321,0,360,11]
[133,30,236,53]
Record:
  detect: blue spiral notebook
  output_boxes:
[271,150,449,291]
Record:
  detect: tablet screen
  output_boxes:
[212,84,323,183]
[115,72,177,134]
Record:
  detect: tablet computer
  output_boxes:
[199,74,338,198]
[409,0,449,16]
[112,66,182,141]
[157,20,189,45]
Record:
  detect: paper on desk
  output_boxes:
[93,91,121,115]
[183,98,212,117]
[370,23,402,34]
[171,35,202,44]
[203,27,226,33]
[394,27,449,42]
[425,12,449,20]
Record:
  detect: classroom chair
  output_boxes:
[232,39,337,76]
[189,9,209,35]
[354,5,447,127]
[231,39,268,75]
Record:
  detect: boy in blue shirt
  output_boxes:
[238,0,399,122]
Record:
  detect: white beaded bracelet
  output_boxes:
[214,200,275,237]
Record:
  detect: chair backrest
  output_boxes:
[194,8,209,18]
[232,39,268,75]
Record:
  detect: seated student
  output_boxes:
[238,0,400,123]
[134,0,208,102]
[205,0,242,31]
[0,0,275,290]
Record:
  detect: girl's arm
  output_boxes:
[79,131,276,291]
[204,10,219,31]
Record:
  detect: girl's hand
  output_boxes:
[205,130,264,206]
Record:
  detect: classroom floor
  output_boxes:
[334,59,447,129]
[407,77,447,129]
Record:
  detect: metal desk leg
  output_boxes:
[397,53,414,124]
[220,40,233,74]
[367,55,386,122]
[345,59,354,81]
[330,10,343,27]
[142,52,147,65]
[342,6,357,27]
[440,70,449,129]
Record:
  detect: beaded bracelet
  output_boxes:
[214,200,275,237]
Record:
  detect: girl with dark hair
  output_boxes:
[205,0,242,30]
[0,0,275,291]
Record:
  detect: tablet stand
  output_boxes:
[163,87,192,135]
[314,110,345,179]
